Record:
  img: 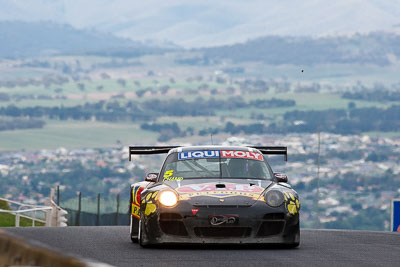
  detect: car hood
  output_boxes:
[163,178,272,206]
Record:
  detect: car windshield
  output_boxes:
[160,150,273,181]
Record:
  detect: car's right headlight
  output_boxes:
[265,190,284,207]
[159,190,178,207]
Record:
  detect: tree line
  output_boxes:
[342,90,400,102]
[0,97,295,122]
[198,105,400,135]
[0,118,45,131]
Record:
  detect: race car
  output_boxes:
[129,145,300,248]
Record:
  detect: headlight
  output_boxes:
[265,190,284,207]
[159,190,178,207]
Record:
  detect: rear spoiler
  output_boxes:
[129,146,287,161]
[129,146,180,161]
[250,146,287,161]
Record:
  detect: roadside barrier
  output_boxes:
[0,230,112,267]
[0,195,68,227]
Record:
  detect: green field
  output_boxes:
[0,90,397,151]
[0,213,45,227]
[0,120,159,151]
[0,55,398,151]
[0,200,44,227]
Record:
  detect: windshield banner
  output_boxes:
[221,150,263,161]
[178,150,263,161]
[178,151,219,160]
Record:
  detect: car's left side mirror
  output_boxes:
[145,173,158,182]
[274,172,288,183]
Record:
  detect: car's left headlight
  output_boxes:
[265,190,284,207]
[159,190,178,207]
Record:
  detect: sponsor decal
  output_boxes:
[176,182,264,200]
[284,192,300,215]
[221,150,263,161]
[209,215,238,226]
[163,177,184,181]
[178,150,263,161]
[132,203,140,219]
[131,185,144,219]
[179,150,219,160]
[192,209,199,215]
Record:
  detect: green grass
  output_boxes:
[0,120,159,151]
[0,200,44,227]
[0,199,11,210]
[0,213,45,227]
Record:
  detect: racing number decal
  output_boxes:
[164,170,174,177]
[131,185,144,219]
[163,170,184,181]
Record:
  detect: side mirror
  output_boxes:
[274,172,288,183]
[145,173,158,182]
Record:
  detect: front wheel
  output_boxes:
[283,242,299,248]
[284,224,300,248]
[138,215,151,248]
[130,215,138,243]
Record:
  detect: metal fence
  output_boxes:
[57,187,129,226]
[65,209,129,226]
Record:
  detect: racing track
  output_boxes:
[4,226,400,267]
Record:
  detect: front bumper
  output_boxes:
[141,200,299,245]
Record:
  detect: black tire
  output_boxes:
[130,215,139,243]
[131,235,138,243]
[138,218,149,248]
[284,225,300,248]
[283,242,300,249]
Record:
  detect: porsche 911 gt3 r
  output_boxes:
[129,146,300,248]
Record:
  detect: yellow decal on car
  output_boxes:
[285,193,300,215]
[284,192,288,201]
[143,191,159,216]
[164,170,174,177]
[287,201,298,215]
[145,203,157,215]
[132,203,141,218]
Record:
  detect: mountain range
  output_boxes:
[1,0,400,47]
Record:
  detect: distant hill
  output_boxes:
[199,32,400,66]
[0,21,177,58]
[1,0,400,47]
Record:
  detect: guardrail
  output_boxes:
[0,196,68,227]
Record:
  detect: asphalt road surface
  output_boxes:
[4,226,400,267]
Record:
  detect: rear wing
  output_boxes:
[250,146,287,161]
[129,146,180,161]
[129,146,287,161]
